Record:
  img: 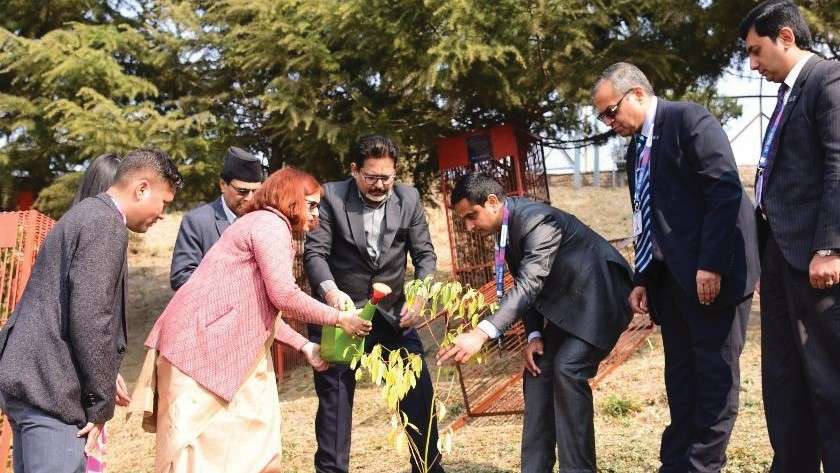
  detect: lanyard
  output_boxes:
[758,101,787,169]
[495,203,510,303]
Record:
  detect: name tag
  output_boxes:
[633,210,643,237]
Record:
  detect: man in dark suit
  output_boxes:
[169,146,264,289]
[0,149,182,472]
[303,135,440,473]
[740,2,840,471]
[590,62,760,472]
[438,173,633,473]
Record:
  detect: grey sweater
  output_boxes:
[0,194,128,427]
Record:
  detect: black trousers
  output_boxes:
[761,234,840,473]
[648,267,750,473]
[311,329,443,473]
[521,322,608,473]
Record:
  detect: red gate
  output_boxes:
[0,210,57,472]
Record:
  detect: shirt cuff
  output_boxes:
[477,320,501,340]
[527,331,542,343]
[318,280,338,298]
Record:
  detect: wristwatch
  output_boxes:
[815,249,840,257]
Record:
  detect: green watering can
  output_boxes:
[320,283,392,364]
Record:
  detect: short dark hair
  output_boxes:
[115,148,184,190]
[351,134,399,168]
[450,173,506,207]
[72,153,121,206]
[739,0,812,50]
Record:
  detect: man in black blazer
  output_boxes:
[438,173,633,473]
[0,149,181,472]
[740,2,840,471]
[303,135,441,473]
[591,63,759,472]
[169,146,264,289]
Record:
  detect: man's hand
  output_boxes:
[809,254,840,290]
[77,422,105,455]
[629,286,648,314]
[697,270,721,305]
[115,373,130,407]
[337,308,371,337]
[523,338,544,377]
[325,289,353,310]
[436,329,490,365]
[301,342,330,372]
[399,303,423,329]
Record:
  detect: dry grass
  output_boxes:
[102,178,771,472]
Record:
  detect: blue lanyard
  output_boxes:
[495,203,510,303]
[758,104,787,169]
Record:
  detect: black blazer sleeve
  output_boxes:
[304,186,337,295]
[682,105,744,274]
[170,211,205,290]
[406,188,437,280]
[486,212,563,334]
[68,213,128,423]
[813,64,840,251]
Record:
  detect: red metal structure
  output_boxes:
[447,239,655,430]
[437,123,550,288]
[436,126,655,428]
[0,210,57,472]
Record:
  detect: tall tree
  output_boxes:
[2,0,760,210]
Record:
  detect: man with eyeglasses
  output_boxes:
[591,62,759,473]
[170,146,265,290]
[303,134,442,473]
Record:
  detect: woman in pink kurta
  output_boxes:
[139,167,370,473]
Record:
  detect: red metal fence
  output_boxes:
[0,211,57,472]
[446,237,656,430]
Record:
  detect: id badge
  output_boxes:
[633,209,642,237]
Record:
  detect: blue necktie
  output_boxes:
[634,135,653,274]
[755,83,789,210]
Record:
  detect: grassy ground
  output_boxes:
[102,174,773,472]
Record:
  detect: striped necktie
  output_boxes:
[633,134,653,274]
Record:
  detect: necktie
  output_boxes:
[633,134,653,274]
[755,83,790,210]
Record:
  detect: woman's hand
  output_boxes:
[301,342,330,372]
[337,308,371,338]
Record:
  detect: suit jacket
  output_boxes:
[759,55,840,270]
[626,99,760,309]
[485,197,633,351]
[170,196,230,290]
[303,178,437,341]
[0,194,127,427]
[146,208,338,401]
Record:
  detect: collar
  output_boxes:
[356,189,391,210]
[640,96,658,140]
[783,52,813,91]
[107,194,127,225]
[219,196,237,224]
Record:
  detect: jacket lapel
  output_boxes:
[772,55,819,146]
[648,99,666,187]
[212,197,230,237]
[345,184,375,267]
[379,193,402,256]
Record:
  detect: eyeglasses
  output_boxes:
[305,199,320,212]
[359,172,396,186]
[231,185,259,197]
[597,90,632,123]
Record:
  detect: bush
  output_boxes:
[600,394,642,418]
[34,172,82,219]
